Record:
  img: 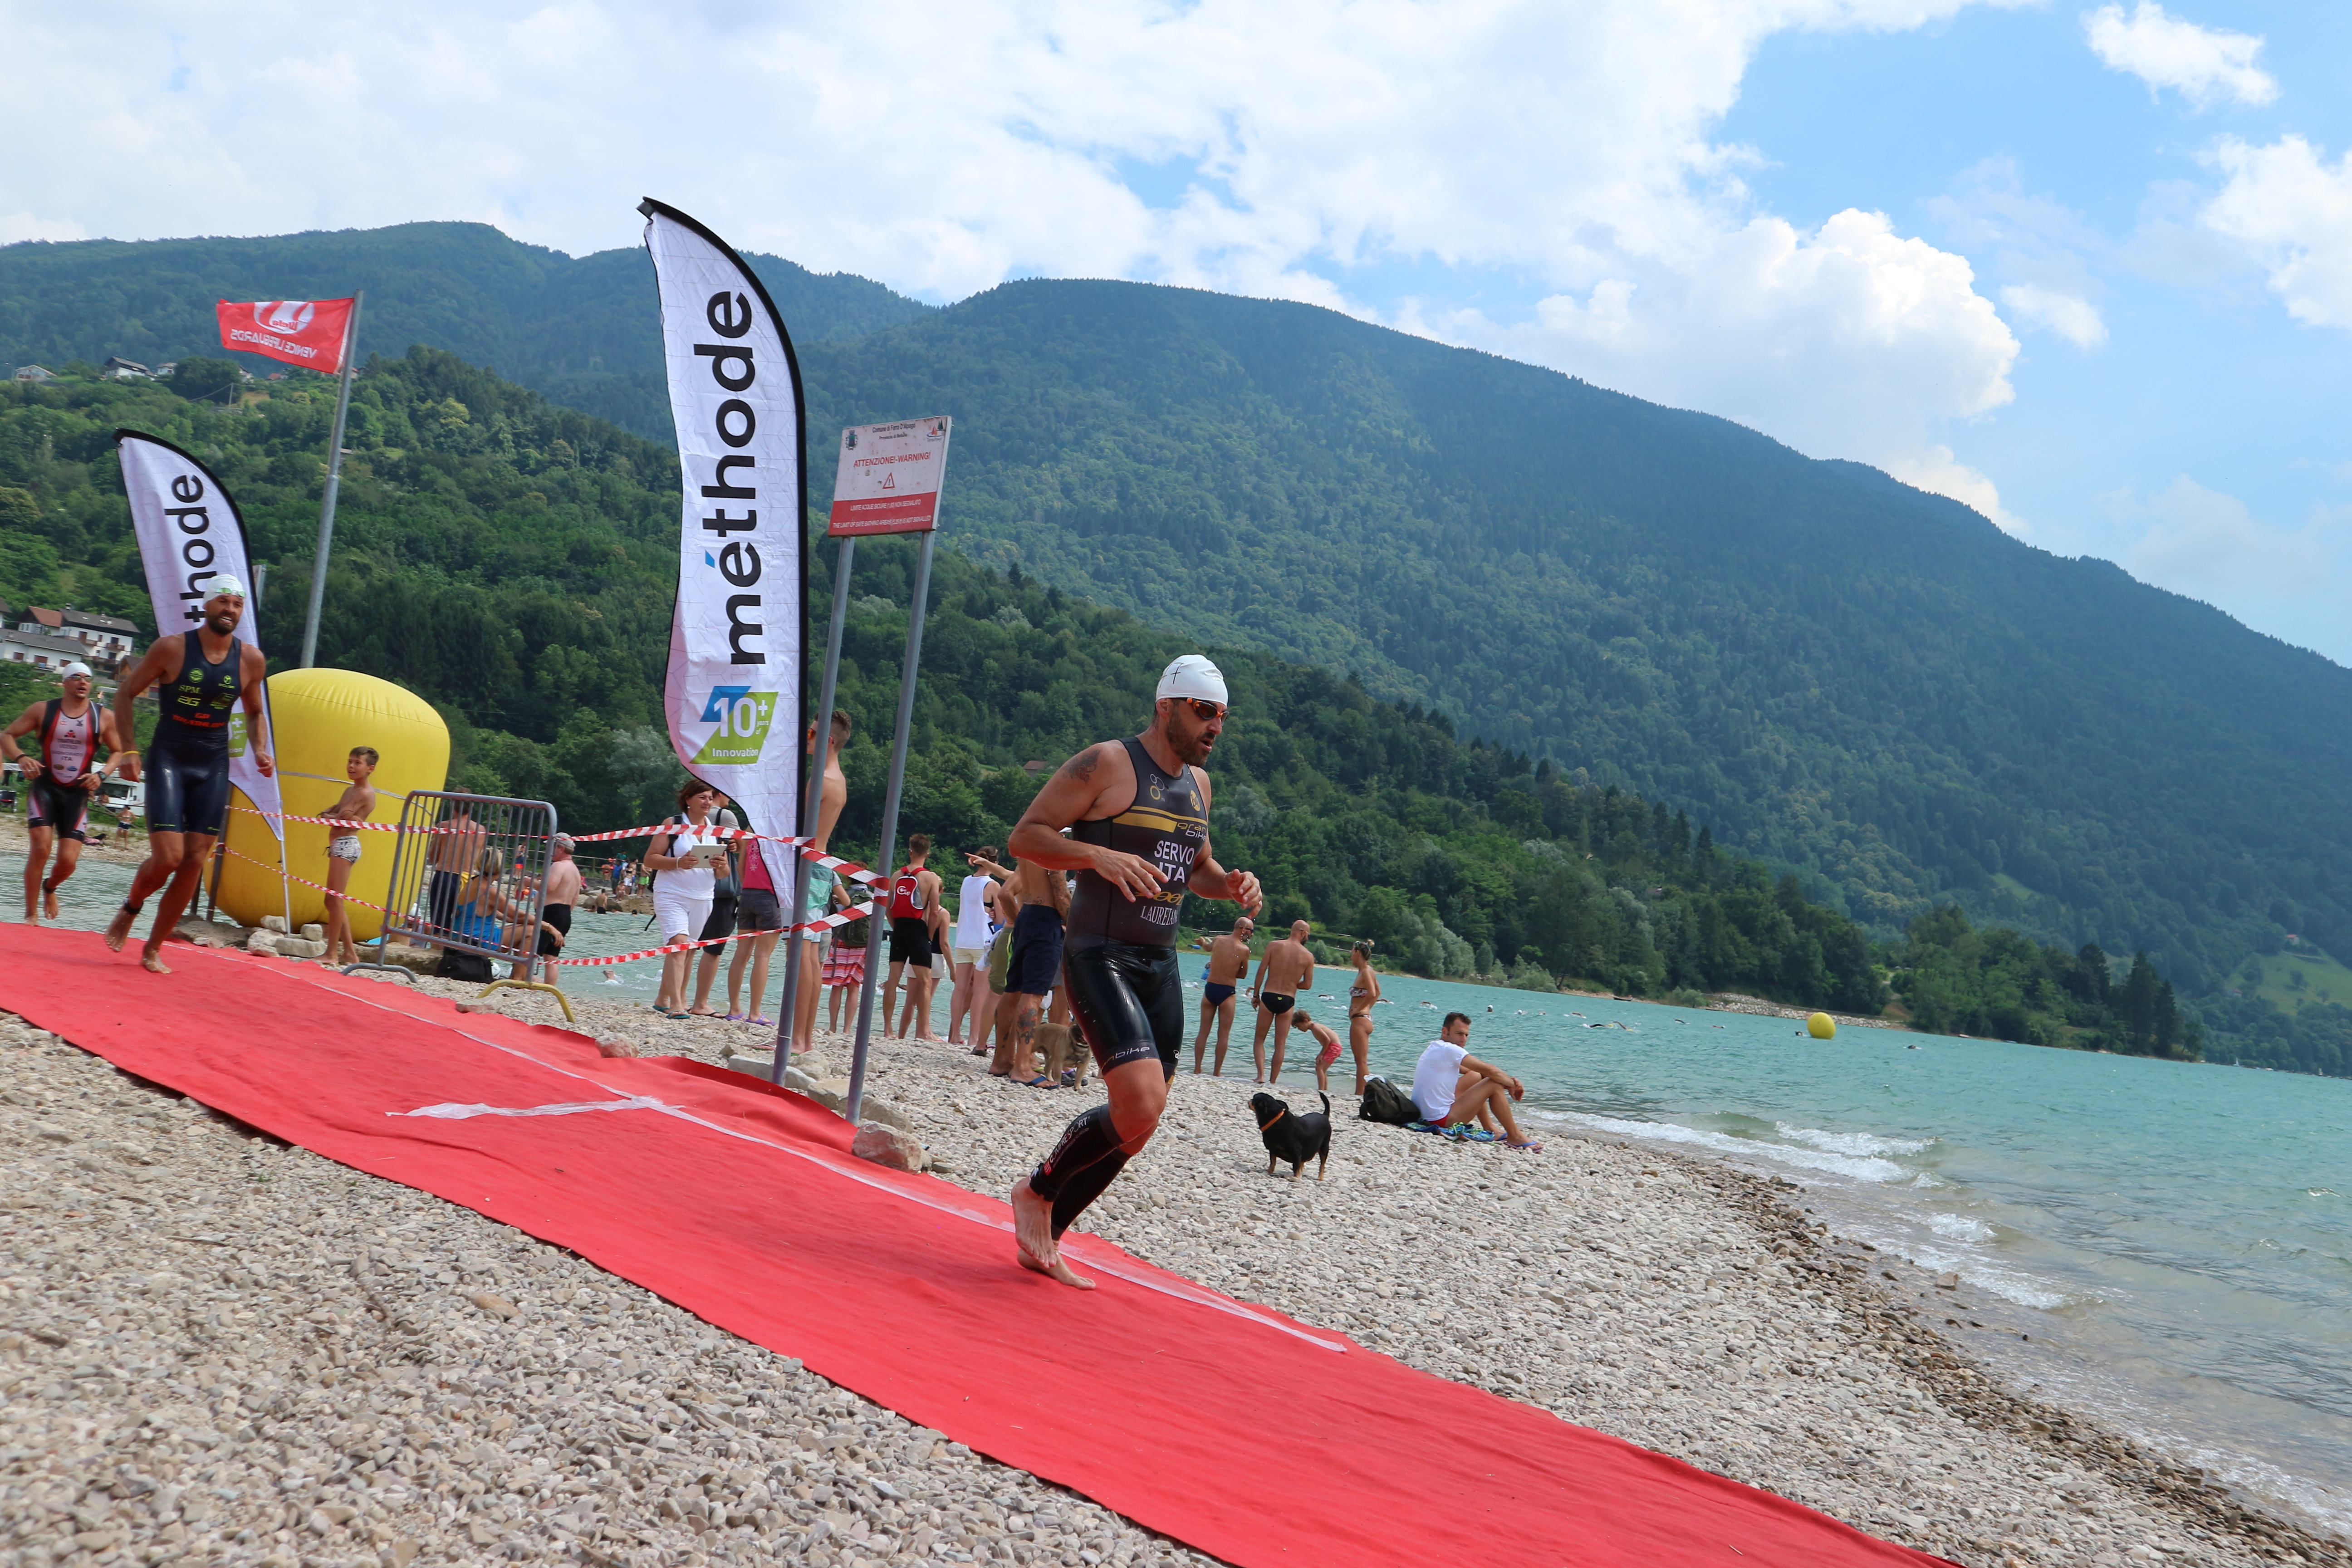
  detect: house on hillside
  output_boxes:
[103,357,156,380]
[11,365,54,382]
[1,624,107,672]
[15,606,138,669]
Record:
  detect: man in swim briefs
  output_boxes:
[1006,655,1263,1289]
[1250,918,1318,1083]
[2,660,127,924]
[531,832,583,980]
[1191,915,1254,1075]
[103,579,275,974]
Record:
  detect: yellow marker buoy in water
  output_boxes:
[215,669,450,939]
[1806,1012,1837,1039]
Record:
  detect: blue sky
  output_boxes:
[6,1,2349,664]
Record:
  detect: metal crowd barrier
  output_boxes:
[343,788,573,1022]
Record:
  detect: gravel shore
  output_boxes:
[5,962,2342,1568]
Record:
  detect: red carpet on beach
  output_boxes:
[0,925,1956,1568]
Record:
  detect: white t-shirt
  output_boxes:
[953,873,996,948]
[1411,1039,1469,1122]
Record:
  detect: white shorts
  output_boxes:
[329,834,363,863]
[952,944,985,967]
[652,886,712,947]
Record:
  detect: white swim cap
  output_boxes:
[59,661,93,680]
[1156,654,1228,706]
[203,574,248,603]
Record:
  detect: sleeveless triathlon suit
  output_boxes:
[888,865,936,966]
[27,699,101,843]
[147,634,241,836]
[1062,736,1208,1076]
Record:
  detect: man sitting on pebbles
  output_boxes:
[1411,1011,1542,1152]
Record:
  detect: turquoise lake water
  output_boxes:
[29,855,2351,1534]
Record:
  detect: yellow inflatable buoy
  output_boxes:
[1806,1012,1838,1040]
[215,668,450,940]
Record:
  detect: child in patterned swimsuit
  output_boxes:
[318,745,379,966]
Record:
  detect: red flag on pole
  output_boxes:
[216,298,356,374]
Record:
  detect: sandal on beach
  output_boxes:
[987,1068,1011,1077]
[724,1011,746,1022]
[1016,1075,1056,1088]
[747,1014,775,1027]
[970,1044,990,1056]
[1507,1139,1545,1153]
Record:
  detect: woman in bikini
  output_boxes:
[1347,939,1381,1096]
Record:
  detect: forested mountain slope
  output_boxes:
[795,282,2352,991]
[5,225,2348,1002]
[0,223,928,437]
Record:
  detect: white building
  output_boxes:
[11,365,54,382]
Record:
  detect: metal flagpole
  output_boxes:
[773,535,856,1083]
[844,530,936,1123]
[299,291,363,669]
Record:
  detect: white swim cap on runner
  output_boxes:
[1156,654,1228,706]
[59,661,93,680]
[203,574,248,602]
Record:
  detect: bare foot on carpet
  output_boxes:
[104,908,136,951]
[141,944,172,975]
[1010,1176,1093,1290]
[41,887,59,921]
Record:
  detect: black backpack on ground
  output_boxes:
[1358,1076,1421,1126]
[436,948,495,984]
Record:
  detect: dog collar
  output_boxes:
[1256,1107,1288,1132]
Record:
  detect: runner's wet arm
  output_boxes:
[0,703,38,770]
[108,639,176,780]
[237,642,274,775]
[1007,742,1163,901]
[1184,847,1262,916]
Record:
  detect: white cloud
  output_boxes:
[1999,282,2107,347]
[0,0,2024,501]
[1886,445,2027,534]
[2200,136,2352,328]
[2121,476,2330,599]
[2082,2,2277,110]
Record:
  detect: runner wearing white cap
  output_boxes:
[103,577,274,973]
[1,660,127,923]
[1003,654,1264,1288]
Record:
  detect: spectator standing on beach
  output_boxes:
[880,834,949,1039]
[528,833,582,982]
[946,845,1002,1045]
[1250,919,1318,1083]
[645,781,726,1018]
[821,884,867,1033]
[1191,916,1254,1075]
[1005,655,1262,1289]
[725,824,784,1026]
[103,580,275,975]
[970,847,1070,1084]
[790,711,853,1054]
[425,794,487,947]
[1292,1010,1345,1093]
[1345,940,1382,1095]
[3,660,127,925]
[686,792,743,1016]
[1411,1012,1542,1152]
[316,746,380,967]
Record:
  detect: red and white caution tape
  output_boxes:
[543,900,876,969]
[217,842,402,920]
[228,806,886,885]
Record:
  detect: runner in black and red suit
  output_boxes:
[102,577,275,974]
[1004,656,1263,1288]
[1,660,127,924]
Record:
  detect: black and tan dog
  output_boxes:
[1251,1091,1332,1181]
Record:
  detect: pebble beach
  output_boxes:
[4,962,2345,1568]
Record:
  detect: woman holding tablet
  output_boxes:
[645,780,728,1018]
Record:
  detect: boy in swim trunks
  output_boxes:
[1191,915,1254,1075]
[318,746,379,966]
[1291,1010,1345,1093]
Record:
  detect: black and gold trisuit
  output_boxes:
[1030,736,1211,1238]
